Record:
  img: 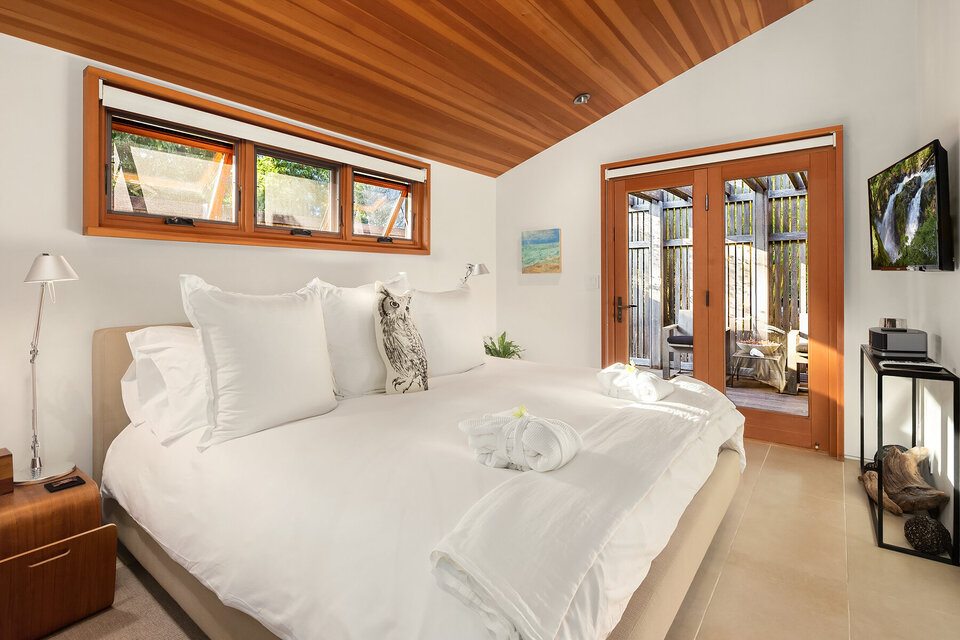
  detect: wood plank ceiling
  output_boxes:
[0,0,811,176]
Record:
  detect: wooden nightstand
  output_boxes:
[0,468,117,640]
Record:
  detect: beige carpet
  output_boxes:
[48,546,206,640]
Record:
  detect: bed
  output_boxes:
[92,325,743,640]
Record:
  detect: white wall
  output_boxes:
[496,0,960,462]
[0,34,497,476]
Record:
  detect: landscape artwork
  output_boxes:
[521,228,562,274]
[869,143,940,269]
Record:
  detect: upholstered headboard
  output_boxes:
[91,324,187,483]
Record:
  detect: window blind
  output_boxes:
[101,85,427,183]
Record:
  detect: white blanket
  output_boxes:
[597,363,675,402]
[102,360,743,640]
[458,408,582,472]
[432,377,744,640]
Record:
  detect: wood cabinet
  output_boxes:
[0,469,117,640]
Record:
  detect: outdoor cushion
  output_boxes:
[666,334,693,347]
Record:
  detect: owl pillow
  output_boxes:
[374,282,429,394]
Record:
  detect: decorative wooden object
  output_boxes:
[858,471,903,515]
[881,447,949,513]
[0,449,12,496]
[0,468,117,639]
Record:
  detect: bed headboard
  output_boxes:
[92,324,187,483]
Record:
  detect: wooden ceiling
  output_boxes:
[0,0,811,176]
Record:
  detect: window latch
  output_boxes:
[164,217,195,227]
[377,237,394,244]
[290,228,312,237]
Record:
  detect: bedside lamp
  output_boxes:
[460,263,490,286]
[16,253,79,484]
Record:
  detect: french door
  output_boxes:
[602,129,843,455]
[608,170,709,379]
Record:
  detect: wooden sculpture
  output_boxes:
[859,470,903,515]
[882,447,949,513]
[859,446,948,514]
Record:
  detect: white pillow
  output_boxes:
[315,273,409,397]
[125,326,210,443]
[412,285,485,376]
[120,361,143,426]
[180,275,337,449]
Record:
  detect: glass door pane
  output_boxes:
[627,185,694,376]
[723,172,809,416]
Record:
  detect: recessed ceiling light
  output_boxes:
[573,93,591,105]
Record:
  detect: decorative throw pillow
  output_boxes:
[315,273,410,397]
[373,282,429,394]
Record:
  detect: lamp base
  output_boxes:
[14,461,75,485]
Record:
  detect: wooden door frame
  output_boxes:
[600,126,844,458]
[609,171,703,375]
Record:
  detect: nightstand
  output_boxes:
[0,468,117,640]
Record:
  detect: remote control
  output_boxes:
[44,475,85,493]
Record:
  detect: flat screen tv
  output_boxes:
[868,140,953,270]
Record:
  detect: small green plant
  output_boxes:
[484,332,525,359]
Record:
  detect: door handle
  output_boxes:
[615,296,637,323]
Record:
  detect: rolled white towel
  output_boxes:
[458,408,582,472]
[597,363,675,402]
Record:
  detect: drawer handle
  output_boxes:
[28,549,70,568]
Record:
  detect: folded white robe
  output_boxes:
[597,363,675,402]
[433,378,744,640]
[458,410,582,472]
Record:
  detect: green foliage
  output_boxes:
[868,145,934,222]
[256,154,331,215]
[871,224,892,268]
[484,332,524,359]
[898,213,939,267]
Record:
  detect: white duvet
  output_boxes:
[102,358,744,640]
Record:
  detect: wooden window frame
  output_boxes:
[106,115,241,228]
[253,145,341,237]
[350,172,413,241]
[83,67,431,254]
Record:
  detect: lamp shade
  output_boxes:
[467,263,490,276]
[24,254,79,283]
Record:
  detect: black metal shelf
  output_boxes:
[859,345,960,565]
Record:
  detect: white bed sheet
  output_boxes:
[102,358,742,640]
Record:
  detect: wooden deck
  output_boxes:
[725,380,809,416]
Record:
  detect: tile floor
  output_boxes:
[666,440,960,640]
[53,441,960,639]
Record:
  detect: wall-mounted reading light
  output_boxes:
[573,93,591,105]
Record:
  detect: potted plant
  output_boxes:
[484,332,524,359]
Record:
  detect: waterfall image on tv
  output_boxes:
[868,140,953,270]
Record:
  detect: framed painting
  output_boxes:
[521,228,561,274]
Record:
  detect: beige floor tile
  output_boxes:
[695,559,849,640]
[727,497,847,584]
[846,536,960,615]
[849,586,960,639]
[756,445,845,504]
[666,443,771,640]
